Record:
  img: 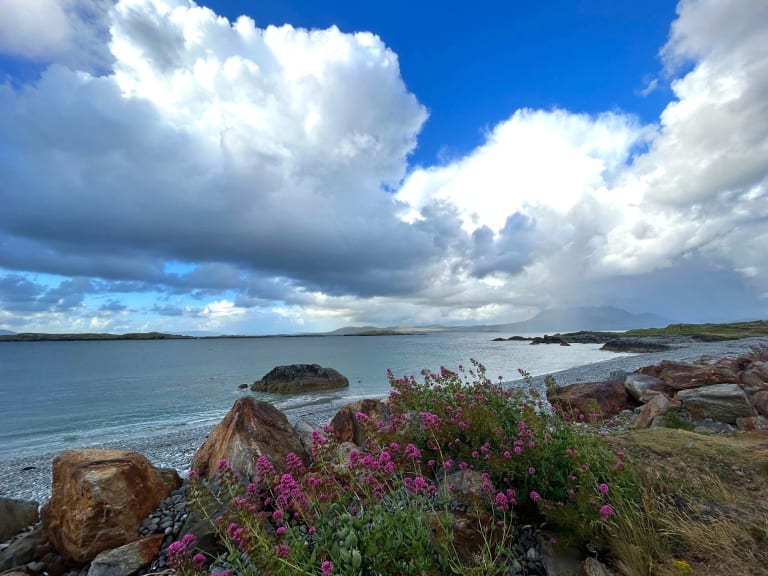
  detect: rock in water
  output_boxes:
[191,397,307,481]
[0,498,39,542]
[250,364,349,394]
[42,450,181,564]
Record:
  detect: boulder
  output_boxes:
[736,416,768,431]
[632,394,679,429]
[250,364,349,394]
[329,399,390,446]
[600,339,670,353]
[624,373,671,401]
[753,390,768,417]
[638,361,739,391]
[191,397,307,481]
[547,381,637,419]
[0,499,39,542]
[0,526,47,572]
[86,534,164,576]
[740,363,768,388]
[42,450,181,564]
[676,384,754,424]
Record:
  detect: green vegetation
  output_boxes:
[0,331,190,342]
[621,320,768,340]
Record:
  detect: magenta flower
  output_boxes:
[598,483,609,494]
[192,553,206,569]
[405,443,421,459]
[321,560,335,575]
[528,466,536,475]
[277,544,290,558]
[530,491,541,502]
[599,504,614,519]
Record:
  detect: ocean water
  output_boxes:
[0,332,631,461]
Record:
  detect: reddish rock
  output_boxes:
[736,416,768,431]
[329,399,390,446]
[741,363,768,388]
[676,383,754,423]
[42,450,180,564]
[637,361,739,391]
[753,390,768,417]
[191,397,307,481]
[86,534,164,576]
[633,394,679,429]
[547,381,637,419]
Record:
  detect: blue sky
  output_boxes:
[0,0,766,334]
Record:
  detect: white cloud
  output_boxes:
[1,0,767,332]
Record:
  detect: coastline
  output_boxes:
[2,336,765,504]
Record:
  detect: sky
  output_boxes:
[0,0,766,335]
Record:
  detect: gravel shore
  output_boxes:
[2,336,764,505]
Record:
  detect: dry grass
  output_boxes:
[604,428,768,576]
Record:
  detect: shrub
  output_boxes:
[185,360,642,575]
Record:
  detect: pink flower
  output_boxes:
[277,526,286,535]
[598,483,609,494]
[528,466,536,475]
[192,553,206,569]
[405,443,421,459]
[321,560,335,575]
[530,491,541,502]
[599,504,614,519]
[277,544,290,558]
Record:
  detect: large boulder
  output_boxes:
[329,399,390,446]
[86,534,164,576]
[637,361,739,391]
[191,397,307,481]
[633,394,679,429]
[624,373,671,401]
[250,364,349,394]
[676,384,754,424]
[547,381,637,419]
[0,498,39,543]
[740,362,768,388]
[42,450,181,564]
[0,526,47,572]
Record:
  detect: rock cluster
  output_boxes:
[548,355,768,432]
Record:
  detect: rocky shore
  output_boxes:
[2,336,765,504]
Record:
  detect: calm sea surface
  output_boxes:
[0,333,629,460]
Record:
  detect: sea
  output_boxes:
[0,332,632,461]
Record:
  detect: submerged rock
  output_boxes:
[251,364,349,394]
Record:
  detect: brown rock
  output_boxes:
[86,534,164,576]
[250,364,349,394]
[42,450,180,564]
[638,361,739,390]
[753,390,768,417]
[0,499,39,542]
[633,394,679,429]
[736,416,768,431]
[676,383,754,423]
[547,381,637,419]
[191,397,307,481]
[329,399,390,446]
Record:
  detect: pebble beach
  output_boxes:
[2,336,764,505]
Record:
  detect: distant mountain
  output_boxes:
[493,306,669,333]
[0,329,15,335]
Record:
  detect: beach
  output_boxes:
[2,335,764,505]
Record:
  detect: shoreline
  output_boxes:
[2,336,765,504]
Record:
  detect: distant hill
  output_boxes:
[0,331,190,342]
[0,329,15,336]
[488,306,669,333]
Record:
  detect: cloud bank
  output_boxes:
[0,0,766,333]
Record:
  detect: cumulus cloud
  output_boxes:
[0,0,767,332]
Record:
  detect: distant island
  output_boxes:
[0,332,191,342]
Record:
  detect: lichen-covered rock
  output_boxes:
[191,397,307,481]
[250,364,349,394]
[676,383,754,423]
[42,450,180,564]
